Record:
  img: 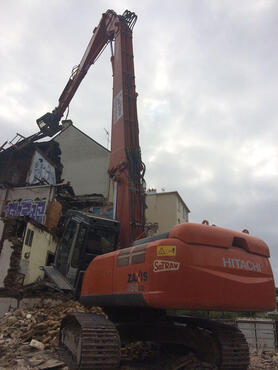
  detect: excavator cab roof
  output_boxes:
[66,209,120,230]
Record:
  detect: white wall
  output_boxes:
[22,223,57,285]
[54,125,110,197]
[146,192,189,234]
[145,193,177,234]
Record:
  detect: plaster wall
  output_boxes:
[5,185,55,204]
[146,193,177,234]
[146,192,189,234]
[21,223,57,285]
[54,126,110,197]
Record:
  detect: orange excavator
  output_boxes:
[37,9,275,369]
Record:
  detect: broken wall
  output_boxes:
[0,140,62,187]
[0,240,13,287]
[4,185,56,225]
[21,222,57,285]
[0,187,7,216]
[0,188,12,287]
[0,185,57,286]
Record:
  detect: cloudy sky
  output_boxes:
[1,1,278,280]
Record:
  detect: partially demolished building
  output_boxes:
[0,121,113,288]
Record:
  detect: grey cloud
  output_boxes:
[0,0,278,283]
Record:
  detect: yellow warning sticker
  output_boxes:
[157,246,176,257]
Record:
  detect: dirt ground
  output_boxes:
[0,348,277,369]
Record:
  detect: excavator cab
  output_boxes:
[44,210,120,296]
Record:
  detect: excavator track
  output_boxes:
[170,316,249,370]
[213,321,249,369]
[116,315,249,369]
[58,312,249,369]
[59,312,121,369]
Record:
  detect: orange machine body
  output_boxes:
[81,223,276,311]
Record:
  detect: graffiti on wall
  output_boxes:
[5,199,47,224]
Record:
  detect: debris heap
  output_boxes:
[0,300,103,369]
[1,300,278,369]
[249,349,278,369]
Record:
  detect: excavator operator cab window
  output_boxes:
[71,225,87,268]
[56,220,78,276]
[86,228,116,255]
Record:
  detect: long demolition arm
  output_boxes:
[37,10,145,248]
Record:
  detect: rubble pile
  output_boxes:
[0,300,104,369]
[1,300,278,369]
[249,349,278,369]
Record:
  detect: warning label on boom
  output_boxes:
[157,246,176,257]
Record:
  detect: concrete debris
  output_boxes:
[0,299,103,369]
[29,339,45,351]
[38,358,65,369]
[249,349,278,369]
[0,299,278,369]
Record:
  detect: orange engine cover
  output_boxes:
[80,223,276,312]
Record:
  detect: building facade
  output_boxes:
[0,185,58,287]
[0,121,112,287]
[21,221,57,285]
[145,191,190,234]
[53,122,111,198]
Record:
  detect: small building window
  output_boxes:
[46,251,55,266]
[92,207,101,215]
[183,207,187,219]
[105,208,113,219]
[25,229,34,247]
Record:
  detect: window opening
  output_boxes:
[56,220,78,275]
[25,229,34,247]
[86,228,116,255]
[92,207,101,216]
[71,225,87,268]
[46,251,55,266]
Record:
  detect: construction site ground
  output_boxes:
[0,299,277,370]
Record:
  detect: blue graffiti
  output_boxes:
[5,199,47,224]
